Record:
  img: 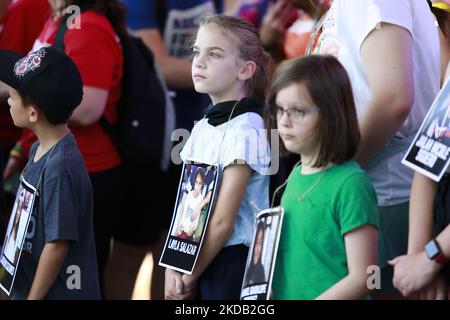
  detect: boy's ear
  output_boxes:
[28,105,39,123]
[238,60,257,81]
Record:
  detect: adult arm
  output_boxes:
[134,29,193,90]
[408,172,437,254]
[69,86,108,126]
[390,224,450,297]
[391,173,448,299]
[259,0,295,62]
[355,23,414,165]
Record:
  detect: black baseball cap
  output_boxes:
[0,46,83,124]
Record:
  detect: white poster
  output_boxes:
[403,78,450,181]
[241,206,284,300]
[0,178,37,295]
[159,160,219,274]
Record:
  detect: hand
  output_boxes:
[164,268,195,300]
[181,273,198,298]
[3,155,26,180]
[389,252,441,297]
[260,0,296,47]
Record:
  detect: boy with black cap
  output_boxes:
[0,46,100,299]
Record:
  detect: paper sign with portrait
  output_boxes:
[0,178,37,295]
[403,78,450,181]
[159,160,219,274]
[240,206,284,300]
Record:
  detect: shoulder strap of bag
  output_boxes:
[54,4,95,50]
[155,0,167,32]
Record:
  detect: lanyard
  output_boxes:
[305,9,329,56]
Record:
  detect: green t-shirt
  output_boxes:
[272,160,379,300]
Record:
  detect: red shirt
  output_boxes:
[0,0,50,151]
[0,0,50,54]
[19,10,123,173]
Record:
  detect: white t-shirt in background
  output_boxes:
[317,0,440,205]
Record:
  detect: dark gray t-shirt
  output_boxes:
[14,133,100,299]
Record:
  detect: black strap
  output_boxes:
[53,4,113,132]
[54,14,70,50]
[54,4,95,50]
[213,0,222,13]
[155,0,167,32]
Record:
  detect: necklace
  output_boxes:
[296,170,325,202]
[271,161,327,206]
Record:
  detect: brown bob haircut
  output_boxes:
[266,54,360,168]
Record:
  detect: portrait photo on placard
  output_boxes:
[241,207,284,300]
[160,161,219,274]
[403,79,450,181]
[1,179,37,295]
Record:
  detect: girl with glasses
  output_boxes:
[268,55,379,299]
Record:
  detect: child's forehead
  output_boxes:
[195,24,240,49]
[277,82,311,101]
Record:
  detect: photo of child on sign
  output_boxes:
[160,161,218,274]
[173,166,208,242]
[241,207,284,300]
[1,179,36,295]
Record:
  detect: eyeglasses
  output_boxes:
[274,105,319,123]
